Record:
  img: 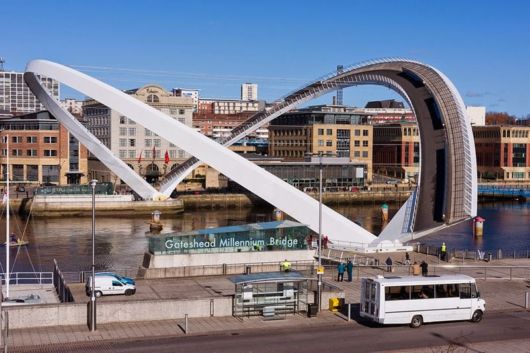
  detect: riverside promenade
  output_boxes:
[5,257,530,352]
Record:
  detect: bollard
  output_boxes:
[525,291,530,309]
[347,303,351,322]
[473,216,485,236]
[184,314,188,334]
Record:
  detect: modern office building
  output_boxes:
[172,88,200,112]
[198,98,262,115]
[0,111,88,185]
[60,98,84,116]
[83,84,194,183]
[473,125,530,181]
[363,100,415,125]
[466,106,486,126]
[0,70,59,115]
[373,122,420,181]
[241,83,258,101]
[268,105,373,181]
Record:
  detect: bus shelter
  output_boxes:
[231,271,310,319]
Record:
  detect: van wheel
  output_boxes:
[410,315,423,328]
[125,289,134,296]
[471,310,483,322]
[95,291,102,298]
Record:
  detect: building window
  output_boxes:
[154,139,161,147]
[354,151,360,158]
[44,150,58,157]
[354,140,360,147]
[145,128,152,136]
[128,128,136,136]
[354,129,360,136]
[119,127,127,136]
[26,136,37,143]
[26,149,38,157]
[326,129,333,135]
[362,151,368,158]
[318,140,324,146]
[145,139,152,147]
[363,129,369,136]
[362,140,369,147]
[179,109,185,115]
[12,149,22,156]
[44,136,58,143]
[119,116,126,124]
[128,150,136,159]
[12,136,22,143]
[147,95,160,103]
[326,140,333,147]
[27,165,38,181]
[178,150,184,158]
[119,138,127,147]
[318,129,324,136]
[129,139,136,147]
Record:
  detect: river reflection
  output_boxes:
[0,201,528,273]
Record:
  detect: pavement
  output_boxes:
[4,256,530,351]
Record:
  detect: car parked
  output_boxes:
[95,272,136,285]
[86,275,136,297]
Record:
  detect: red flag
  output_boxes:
[137,150,143,164]
[164,150,170,164]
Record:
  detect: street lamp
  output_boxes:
[89,179,97,331]
[317,153,324,312]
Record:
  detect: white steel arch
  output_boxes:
[25,60,377,245]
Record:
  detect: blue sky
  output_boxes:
[4,0,530,116]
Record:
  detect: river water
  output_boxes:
[1,201,528,273]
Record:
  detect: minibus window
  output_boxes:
[460,283,471,298]
[385,286,410,301]
[112,280,123,287]
[412,285,434,299]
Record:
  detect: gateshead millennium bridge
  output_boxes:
[24,58,477,247]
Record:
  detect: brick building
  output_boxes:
[473,125,530,181]
[0,111,88,185]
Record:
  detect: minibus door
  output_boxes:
[458,283,474,320]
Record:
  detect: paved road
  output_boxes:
[13,311,530,353]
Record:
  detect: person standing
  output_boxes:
[405,252,411,265]
[337,262,345,282]
[346,259,353,282]
[281,259,291,272]
[412,261,421,276]
[385,256,393,272]
[420,260,428,276]
[441,242,447,261]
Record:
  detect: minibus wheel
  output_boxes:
[471,310,483,322]
[410,315,423,328]
[125,289,134,296]
[95,291,102,298]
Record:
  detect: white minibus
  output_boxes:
[360,275,485,328]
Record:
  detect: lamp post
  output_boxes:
[89,179,97,331]
[317,153,323,312]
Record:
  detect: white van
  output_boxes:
[360,275,486,328]
[85,275,136,297]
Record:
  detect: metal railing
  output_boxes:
[316,263,530,282]
[0,272,53,285]
[416,243,530,261]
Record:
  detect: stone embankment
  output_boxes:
[8,190,412,216]
[179,190,412,209]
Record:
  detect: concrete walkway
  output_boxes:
[7,311,344,350]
